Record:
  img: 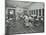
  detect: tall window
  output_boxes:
[29,10,31,15]
[8,9,15,19]
[42,8,44,16]
[39,9,41,16]
[34,10,35,15]
[36,9,38,16]
[31,10,33,15]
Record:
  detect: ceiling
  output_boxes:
[6,0,32,9]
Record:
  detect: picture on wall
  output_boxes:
[5,0,44,35]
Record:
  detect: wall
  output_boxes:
[29,2,44,10]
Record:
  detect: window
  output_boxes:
[29,10,31,15]
[42,8,44,16]
[39,9,41,16]
[34,10,35,15]
[32,10,33,15]
[8,9,15,19]
[36,9,38,16]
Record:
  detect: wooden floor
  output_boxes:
[5,19,44,35]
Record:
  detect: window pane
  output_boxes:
[29,10,31,15]
[39,9,41,16]
[36,9,38,16]
[8,9,15,19]
[32,10,33,15]
[30,11,32,15]
[42,8,44,16]
[34,10,35,15]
